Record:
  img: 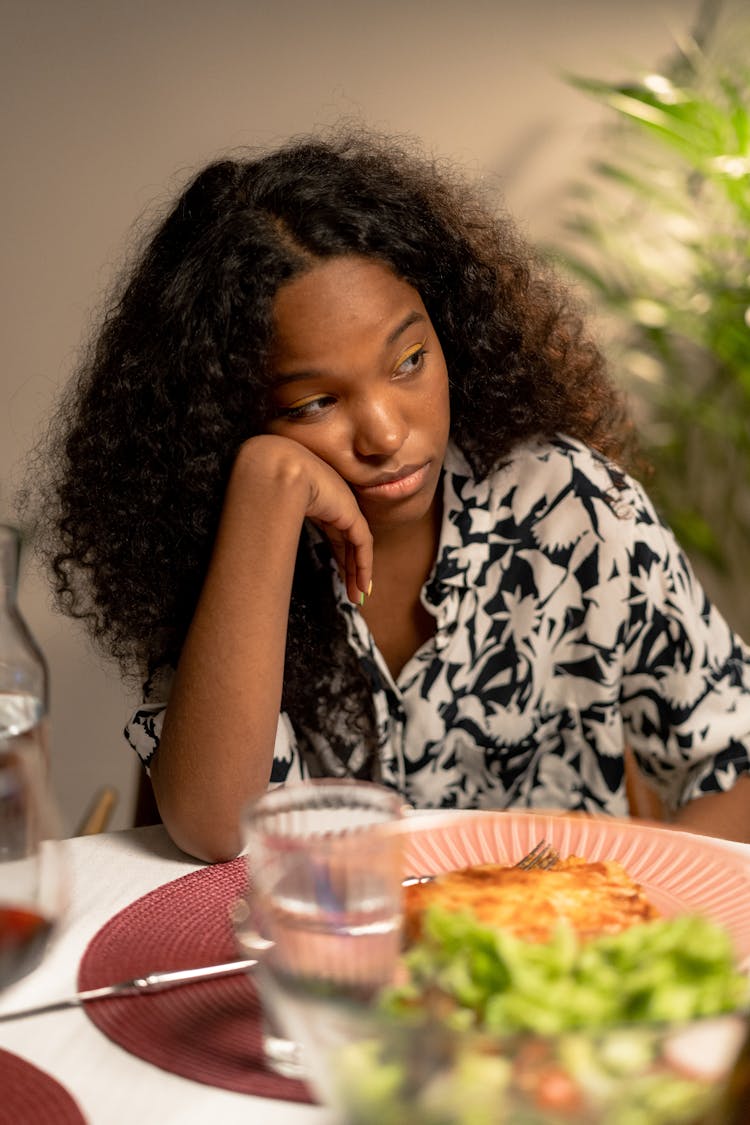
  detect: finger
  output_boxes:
[352,539,372,605]
[339,514,372,603]
[329,531,369,605]
[333,521,372,604]
[345,541,361,606]
[308,488,372,602]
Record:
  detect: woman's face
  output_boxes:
[266,255,451,533]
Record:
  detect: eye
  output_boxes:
[394,342,427,377]
[276,394,336,421]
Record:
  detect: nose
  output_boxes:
[351,389,408,459]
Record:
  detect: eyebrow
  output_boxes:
[272,310,427,388]
[386,310,426,346]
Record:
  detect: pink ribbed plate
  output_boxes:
[400,810,750,955]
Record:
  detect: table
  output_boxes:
[1,824,749,1125]
[0,825,332,1125]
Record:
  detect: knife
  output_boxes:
[0,956,258,1022]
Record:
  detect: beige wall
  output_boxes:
[1,0,700,834]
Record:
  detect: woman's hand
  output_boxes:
[237,434,373,603]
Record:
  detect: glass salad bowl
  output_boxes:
[252,902,750,1125]
[309,1004,750,1125]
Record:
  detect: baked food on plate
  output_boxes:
[404,856,660,944]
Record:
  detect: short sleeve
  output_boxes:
[124,676,305,789]
[124,700,167,769]
[268,712,307,786]
[619,483,750,808]
[123,666,174,770]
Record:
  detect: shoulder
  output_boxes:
[495,434,633,496]
[444,436,668,561]
[487,434,659,529]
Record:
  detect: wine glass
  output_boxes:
[0,738,67,988]
[0,522,66,988]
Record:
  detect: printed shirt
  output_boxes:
[126,436,750,816]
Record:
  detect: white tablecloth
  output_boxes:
[1,823,749,1125]
[0,825,332,1125]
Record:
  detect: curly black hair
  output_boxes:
[24,124,635,774]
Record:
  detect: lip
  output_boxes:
[353,462,431,501]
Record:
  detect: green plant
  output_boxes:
[546,0,750,635]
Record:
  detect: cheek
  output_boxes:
[425,367,451,436]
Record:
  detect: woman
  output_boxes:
[27,126,750,860]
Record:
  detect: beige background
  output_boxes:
[2,0,700,835]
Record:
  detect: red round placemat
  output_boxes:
[0,1048,87,1125]
[77,856,314,1104]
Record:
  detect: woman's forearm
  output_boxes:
[671,775,750,844]
[150,444,310,861]
[149,435,373,862]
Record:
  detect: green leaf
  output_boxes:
[546,13,750,600]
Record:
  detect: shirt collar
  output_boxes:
[425,440,493,599]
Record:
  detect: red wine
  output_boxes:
[0,905,53,986]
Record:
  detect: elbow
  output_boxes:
[162,811,245,864]
[148,740,271,862]
[159,794,245,863]
[190,843,244,864]
[150,776,247,863]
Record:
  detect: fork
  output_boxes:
[402,838,560,887]
[514,839,560,870]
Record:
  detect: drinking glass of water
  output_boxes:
[237,779,404,1081]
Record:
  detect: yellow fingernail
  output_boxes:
[367,580,373,597]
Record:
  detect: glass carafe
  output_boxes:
[0,524,48,751]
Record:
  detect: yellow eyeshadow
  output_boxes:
[394,340,426,368]
[286,394,321,409]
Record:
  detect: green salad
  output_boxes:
[383,907,749,1033]
[333,909,749,1125]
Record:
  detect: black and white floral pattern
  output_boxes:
[126,436,750,816]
